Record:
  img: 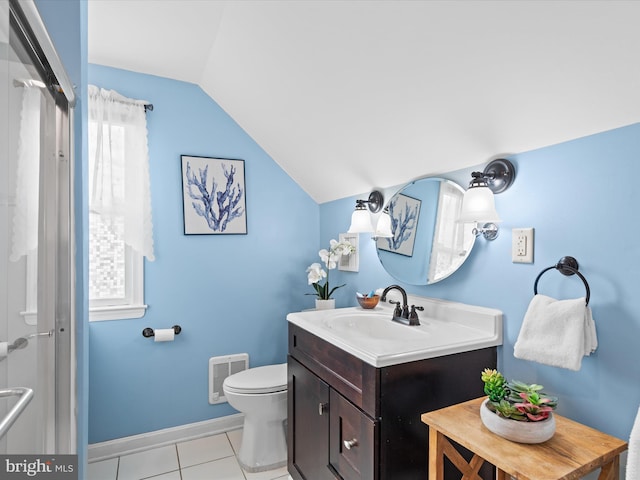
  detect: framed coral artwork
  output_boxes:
[376,193,421,256]
[181,155,247,235]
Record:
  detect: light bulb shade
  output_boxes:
[348,208,375,233]
[458,186,501,223]
[374,211,393,238]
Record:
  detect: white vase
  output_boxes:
[315,299,336,310]
[480,399,555,444]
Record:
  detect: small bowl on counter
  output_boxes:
[356,294,380,309]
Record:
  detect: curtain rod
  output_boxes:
[17,79,154,112]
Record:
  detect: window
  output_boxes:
[88,210,145,320]
[88,85,154,321]
[428,181,473,283]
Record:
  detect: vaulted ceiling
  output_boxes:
[88,1,640,203]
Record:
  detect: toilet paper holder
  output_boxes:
[142,325,182,338]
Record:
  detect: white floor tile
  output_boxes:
[145,472,181,480]
[181,456,246,480]
[244,464,289,480]
[118,444,179,480]
[87,457,118,480]
[99,428,293,480]
[177,433,235,468]
[226,428,243,455]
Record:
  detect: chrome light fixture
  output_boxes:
[348,191,384,234]
[459,158,515,240]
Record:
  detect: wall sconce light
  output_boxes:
[348,190,384,234]
[458,158,515,240]
[373,206,393,238]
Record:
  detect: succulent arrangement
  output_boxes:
[481,368,558,422]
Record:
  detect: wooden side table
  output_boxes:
[421,397,627,480]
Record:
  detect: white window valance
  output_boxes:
[88,85,155,260]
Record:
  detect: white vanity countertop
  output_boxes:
[287,296,503,368]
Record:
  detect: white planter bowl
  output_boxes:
[480,399,555,444]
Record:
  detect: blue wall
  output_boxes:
[322,123,640,445]
[87,65,319,442]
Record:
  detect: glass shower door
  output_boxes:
[0,0,72,455]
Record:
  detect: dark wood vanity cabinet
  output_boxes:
[288,358,334,480]
[287,323,497,480]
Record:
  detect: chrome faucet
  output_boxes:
[380,285,423,326]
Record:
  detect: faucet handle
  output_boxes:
[408,305,424,326]
[388,300,403,318]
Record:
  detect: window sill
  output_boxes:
[89,304,148,322]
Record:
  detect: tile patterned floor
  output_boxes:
[87,429,292,480]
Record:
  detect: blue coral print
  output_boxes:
[379,193,420,256]
[182,156,247,234]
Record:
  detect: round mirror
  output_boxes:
[376,178,475,285]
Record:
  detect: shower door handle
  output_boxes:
[0,387,34,439]
[25,330,54,340]
[2,329,54,358]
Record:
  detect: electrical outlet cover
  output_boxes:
[512,228,534,263]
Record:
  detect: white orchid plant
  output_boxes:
[306,239,356,300]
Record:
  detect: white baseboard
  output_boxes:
[88,414,244,463]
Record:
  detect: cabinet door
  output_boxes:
[288,357,336,480]
[329,389,378,480]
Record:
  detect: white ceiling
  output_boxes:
[88,1,640,204]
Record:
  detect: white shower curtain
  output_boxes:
[88,85,154,260]
[10,86,40,261]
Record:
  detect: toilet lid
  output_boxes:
[223,363,287,394]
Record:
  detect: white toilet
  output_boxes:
[222,363,288,472]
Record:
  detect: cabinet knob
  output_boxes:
[343,438,358,450]
[318,402,328,416]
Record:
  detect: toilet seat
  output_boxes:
[223,363,287,394]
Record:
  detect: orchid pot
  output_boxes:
[315,299,336,310]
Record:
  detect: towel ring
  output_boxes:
[533,256,591,305]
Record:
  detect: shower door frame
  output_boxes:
[4,0,76,455]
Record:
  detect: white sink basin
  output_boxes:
[320,311,430,341]
[287,295,503,367]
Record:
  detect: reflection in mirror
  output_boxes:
[376,178,475,285]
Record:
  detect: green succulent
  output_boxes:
[492,399,527,421]
[507,380,556,405]
[481,368,508,403]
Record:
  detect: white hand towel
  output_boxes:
[513,294,597,371]
[628,405,640,480]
